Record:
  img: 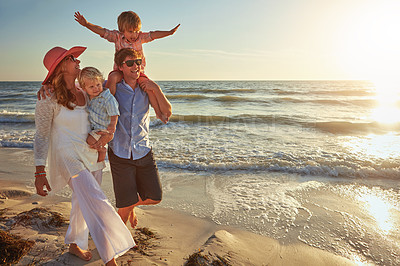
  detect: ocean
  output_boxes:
[1,80,399,264]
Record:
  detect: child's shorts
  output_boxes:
[89,129,109,141]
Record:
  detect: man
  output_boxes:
[107,48,172,227]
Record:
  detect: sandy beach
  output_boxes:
[0,147,357,265]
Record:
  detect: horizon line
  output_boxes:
[0,79,373,82]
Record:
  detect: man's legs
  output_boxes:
[109,148,162,228]
[127,150,162,227]
[122,196,161,227]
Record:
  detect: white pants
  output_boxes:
[65,169,135,263]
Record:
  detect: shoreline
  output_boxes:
[0,147,356,265]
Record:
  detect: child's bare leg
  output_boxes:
[105,71,122,95]
[97,146,106,162]
[86,135,104,162]
[86,135,97,146]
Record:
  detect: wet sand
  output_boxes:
[0,147,356,265]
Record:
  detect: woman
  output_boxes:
[34,46,134,265]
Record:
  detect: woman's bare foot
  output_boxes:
[106,258,118,266]
[128,209,138,229]
[69,243,92,261]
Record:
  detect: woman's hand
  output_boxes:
[89,131,114,151]
[37,84,54,100]
[35,175,52,196]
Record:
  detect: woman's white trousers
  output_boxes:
[65,169,135,263]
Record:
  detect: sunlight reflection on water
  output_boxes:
[342,133,400,159]
[357,193,394,234]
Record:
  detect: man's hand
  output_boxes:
[138,78,152,93]
[74,11,88,27]
[158,113,169,124]
[89,131,114,151]
[37,84,53,100]
[35,175,52,196]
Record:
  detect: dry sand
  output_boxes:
[0,148,355,265]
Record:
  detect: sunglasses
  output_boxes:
[122,59,142,67]
[65,55,77,62]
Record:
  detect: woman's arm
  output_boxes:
[34,98,55,196]
[35,165,51,196]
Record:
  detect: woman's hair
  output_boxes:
[117,11,141,32]
[114,48,141,67]
[78,67,104,89]
[48,58,76,110]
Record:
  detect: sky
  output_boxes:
[0,0,399,81]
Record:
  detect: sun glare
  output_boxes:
[337,1,400,124]
[338,1,400,87]
[371,80,400,124]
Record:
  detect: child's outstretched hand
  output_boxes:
[170,24,181,35]
[74,11,88,27]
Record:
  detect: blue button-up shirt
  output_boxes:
[109,79,151,160]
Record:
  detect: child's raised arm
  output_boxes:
[150,24,180,40]
[74,11,106,37]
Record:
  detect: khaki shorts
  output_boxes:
[108,147,162,208]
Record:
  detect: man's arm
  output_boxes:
[74,11,106,37]
[142,80,172,121]
[150,24,180,40]
[148,92,167,123]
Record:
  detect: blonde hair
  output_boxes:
[117,11,141,32]
[78,67,104,89]
[48,59,76,110]
[114,48,141,67]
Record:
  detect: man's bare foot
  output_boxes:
[106,258,118,266]
[128,209,138,228]
[69,243,92,261]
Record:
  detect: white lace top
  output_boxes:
[34,91,104,192]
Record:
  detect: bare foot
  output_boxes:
[106,258,118,266]
[128,209,138,229]
[69,243,92,261]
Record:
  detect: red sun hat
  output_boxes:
[42,46,87,85]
